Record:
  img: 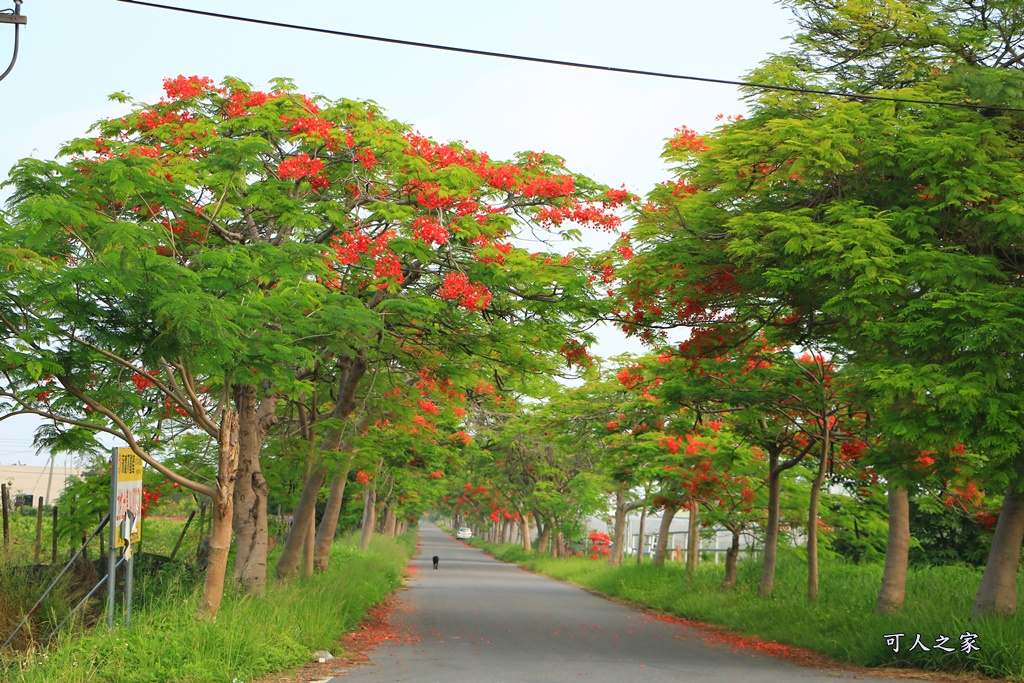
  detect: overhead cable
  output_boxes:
[116,0,1024,113]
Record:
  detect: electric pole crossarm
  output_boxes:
[0,0,25,83]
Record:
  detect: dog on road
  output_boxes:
[432,555,439,570]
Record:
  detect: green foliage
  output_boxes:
[54,472,110,550]
[821,489,889,564]
[909,496,993,567]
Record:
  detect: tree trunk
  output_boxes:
[232,385,278,595]
[759,446,783,598]
[807,436,830,603]
[358,466,380,552]
[312,464,350,571]
[637,502,648,565]
[973,477,1024,617]
[383,505,397,536]
[535,518,550,555]
[520,515,532,552]
[722,527,740,591]
[301,511,315,578]
[197,408,239,621]
[653,506,678,567]
[312,415,368,571]
[876,485,910,613]
[553,531,565,558]
[277,457,325,579]
[276,355,367,579]
[608,485,628,567]
[686,500,700,578]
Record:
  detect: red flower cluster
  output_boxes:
[278,154,331,189]
[141,484,162,518]
[535,202,622,231]
[137,108,195,132]
[290,116,334,140]
[616,366,644,390]
[356,470,370,485]
[559,339,594,368]
[355,148,377,170]
[279,153,324,180]
[669,125,711,153]
[517,174,574,198]
[589,531,611,558]
[604,187,632,205]
[163,75,216,100]
[225,89,272,117]
[439,272,492,311]
[660,434,683,454]
[411,217,449,246]
[132,372,154,393]
[332,229,393,265]
[373,252,403,283]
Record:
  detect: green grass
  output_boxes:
[1,508,61,566]
[472,540,1024,681]
[133,516,205,559]
[1,512,203,566]
[2,530,416,683]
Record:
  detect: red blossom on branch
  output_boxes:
[163,75,216,100]
[438,272,492,311]
[279,153,325,180]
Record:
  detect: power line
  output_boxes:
[116,0,1024,114]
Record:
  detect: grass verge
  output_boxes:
[470,540,1024,681]
[2,530,416,683]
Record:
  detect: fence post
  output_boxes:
[169,510,196,561]
[106,447,118,628]
[51,506,58,563]
[1,483,8,552]
[34,497,43,563]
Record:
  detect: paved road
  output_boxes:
[327,522,898,683]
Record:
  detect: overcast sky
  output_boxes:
[0,0,795,464]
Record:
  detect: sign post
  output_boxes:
[107,447,143,627]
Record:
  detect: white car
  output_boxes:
[456,527,472,539]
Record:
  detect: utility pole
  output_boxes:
[0,0,26,83]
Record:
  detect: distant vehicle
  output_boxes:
[456,527,472,539]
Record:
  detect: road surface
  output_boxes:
[326,522,899,683]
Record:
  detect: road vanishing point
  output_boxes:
[325,521,903,683]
